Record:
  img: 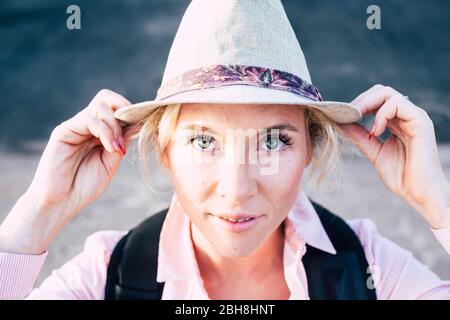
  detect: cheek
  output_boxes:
[253,150,305,231]
[168,143,208,192]
[168,149,216,221]
[168,164,209,239]
[258,151,306,217]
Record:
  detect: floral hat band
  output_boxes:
[114,1,362,125]
[156,64,324,102]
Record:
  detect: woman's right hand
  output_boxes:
[0,89,140,254]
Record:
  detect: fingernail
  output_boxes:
[118,135,125,149]
[118,136,126,156]
[368,128,375,140]
[368,119,376,139]
[118,144,126,156]
[112,139,121,153]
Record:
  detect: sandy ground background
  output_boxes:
[1,139,449,286]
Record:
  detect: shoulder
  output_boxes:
[345,218,416,273]
[29,230,128,300]
[73,229,129,281]
[345,218,446,299]
[81,230,129,265]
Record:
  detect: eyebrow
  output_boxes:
[179,123,299,134]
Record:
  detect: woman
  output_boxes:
[0,0,449,300]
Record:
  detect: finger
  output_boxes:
[385,118,405,141]
[340,115,405,144]
[338,123,383,165]
[351,84,401,116]
[94,102,124,142]
[86,116,117,153]
[371,94,427,138]
[93,89,132,115]
[53,111,94,145]
[90,89,132,153]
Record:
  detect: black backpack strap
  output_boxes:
[104,208,168,300]
[304,200,377,300]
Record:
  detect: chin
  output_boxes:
[214,237,264,258]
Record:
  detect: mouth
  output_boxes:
[209,213,263,232]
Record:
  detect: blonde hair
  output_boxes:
[303,107,343,190]
[135,103,342,192]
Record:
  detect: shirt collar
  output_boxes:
[157,193,199,282]
[285,191,337,255]
[156,190,336,283]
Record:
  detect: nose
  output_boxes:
[216,162,258,205]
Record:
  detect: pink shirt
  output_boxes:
[1,191,450,300]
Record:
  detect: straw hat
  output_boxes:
[114,0,362,125]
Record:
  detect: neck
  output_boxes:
[190,221,285,284]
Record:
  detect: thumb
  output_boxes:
[338,123,382,165]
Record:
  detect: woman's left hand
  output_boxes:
[338,84,450,229]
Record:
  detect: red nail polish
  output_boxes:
[118,136,125,147]
[112,140,121,152]
[118,145,126,156]
[368,128,375,140]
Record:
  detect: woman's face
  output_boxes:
[166,103,311,257]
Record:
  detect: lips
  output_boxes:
[215,213,261,221]
[210,213,263,232]
[219,216,254,223]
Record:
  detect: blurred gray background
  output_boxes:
[0,0,449,287]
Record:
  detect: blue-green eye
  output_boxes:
[190,134,215,151]
[188,132,293,152]
[264,136,280,150]
[261,133,293,151]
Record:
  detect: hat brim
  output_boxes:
[114,85,362,125]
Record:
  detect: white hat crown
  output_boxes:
[157,0,312,98]
[114,0,362,126]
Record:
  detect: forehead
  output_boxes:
[177,103,305,128]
